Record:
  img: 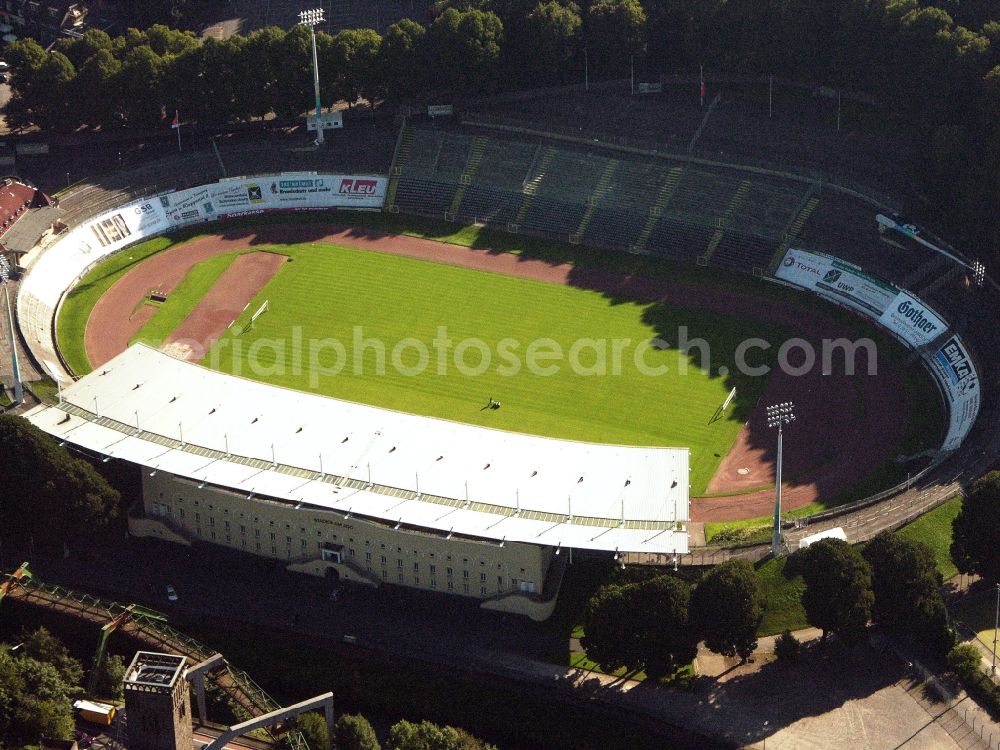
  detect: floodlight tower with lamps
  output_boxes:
[299,8,326,145]
[766,401,795,557]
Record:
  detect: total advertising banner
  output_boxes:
[158,173,387,223]
[929,335,980,451]
[776,249,898,318]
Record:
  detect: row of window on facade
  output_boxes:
[152,500,536,593]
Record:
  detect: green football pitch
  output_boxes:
[167,241,785,494]
[57,224,797,494]
[54,214,945,505]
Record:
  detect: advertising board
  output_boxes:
[775,248,979,451]
[776,249,898,317]
[928,335,980,451]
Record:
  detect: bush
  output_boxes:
[774,630,800,662]
[946,642,1000,719]
[947,643,983,682]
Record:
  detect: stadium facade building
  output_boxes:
[27,345,689,620]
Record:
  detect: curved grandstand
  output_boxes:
[10,115,992,618]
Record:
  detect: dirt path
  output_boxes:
[161,251,287,362]
[82,224,906,521]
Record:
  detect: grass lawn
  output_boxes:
[26,378,60,405]
[896,495,962,580]
[130,251,241,348]
[756,556,808,636]
[952,589,1000,648]
[207,241,781,492]
[56,235,177,376]
[53,211,941,496]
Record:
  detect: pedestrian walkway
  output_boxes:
[490,626,1000,749]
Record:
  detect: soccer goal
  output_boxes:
[239,299,269,335]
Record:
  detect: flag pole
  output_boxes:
[699,65,706,107]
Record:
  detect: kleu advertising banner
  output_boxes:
[158,173,387,222]
[776,249,898,318]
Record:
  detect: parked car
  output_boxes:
[74,730,94,747]
[165,584,178,602]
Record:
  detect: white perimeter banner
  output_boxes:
[159,173,387,224]
[876,292,948,350]
[776,249,898,318]
[18,173,388,380]
[777,248,948,349]
[775,247,978,451]
[80,199,171,254]
[929,335,981,451]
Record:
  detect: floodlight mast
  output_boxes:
[299,8,325,145]
[0,256,23,407]
[766,402,795,557]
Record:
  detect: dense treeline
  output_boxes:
[3,0,998,257]
[0,628,85,747]
[0,415,121,549]
[582,535,956,677]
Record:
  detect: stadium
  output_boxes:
[6,94,990,620]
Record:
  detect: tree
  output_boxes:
[23,627,84,688]
[522,2,582,83]
[797,539,873,645]
[117,44,167,128]
[773,630,800,661]
[91,654,126,701]
[379,19,427,103]
[35,51,78,131]
[269,25,315,119]
[691,559,764,661]
[585,0,646,78]
[947,642,982,682]
[424,8,504,95]
[328,29,383,106]
[580,582,641,672]
[952,472,1000,581]
[296,711,330,750]
[633,574,699,678]
[582,575,697,678]
[54,28,114,69]
[0,415,121,549]
[237,27,286,119]
[862,532,953,656]
[335,713,381,750]
[69,48,122,128]
[0,644,79,744]
[387,719,496,750]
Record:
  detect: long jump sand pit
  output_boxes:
[160,251,287,362]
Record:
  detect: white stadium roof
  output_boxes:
[26,345,689,554]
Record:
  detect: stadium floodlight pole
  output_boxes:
[299,8,326,145]
[0,261,21,406]
[766,402,795,557]
[993,583,999,674]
